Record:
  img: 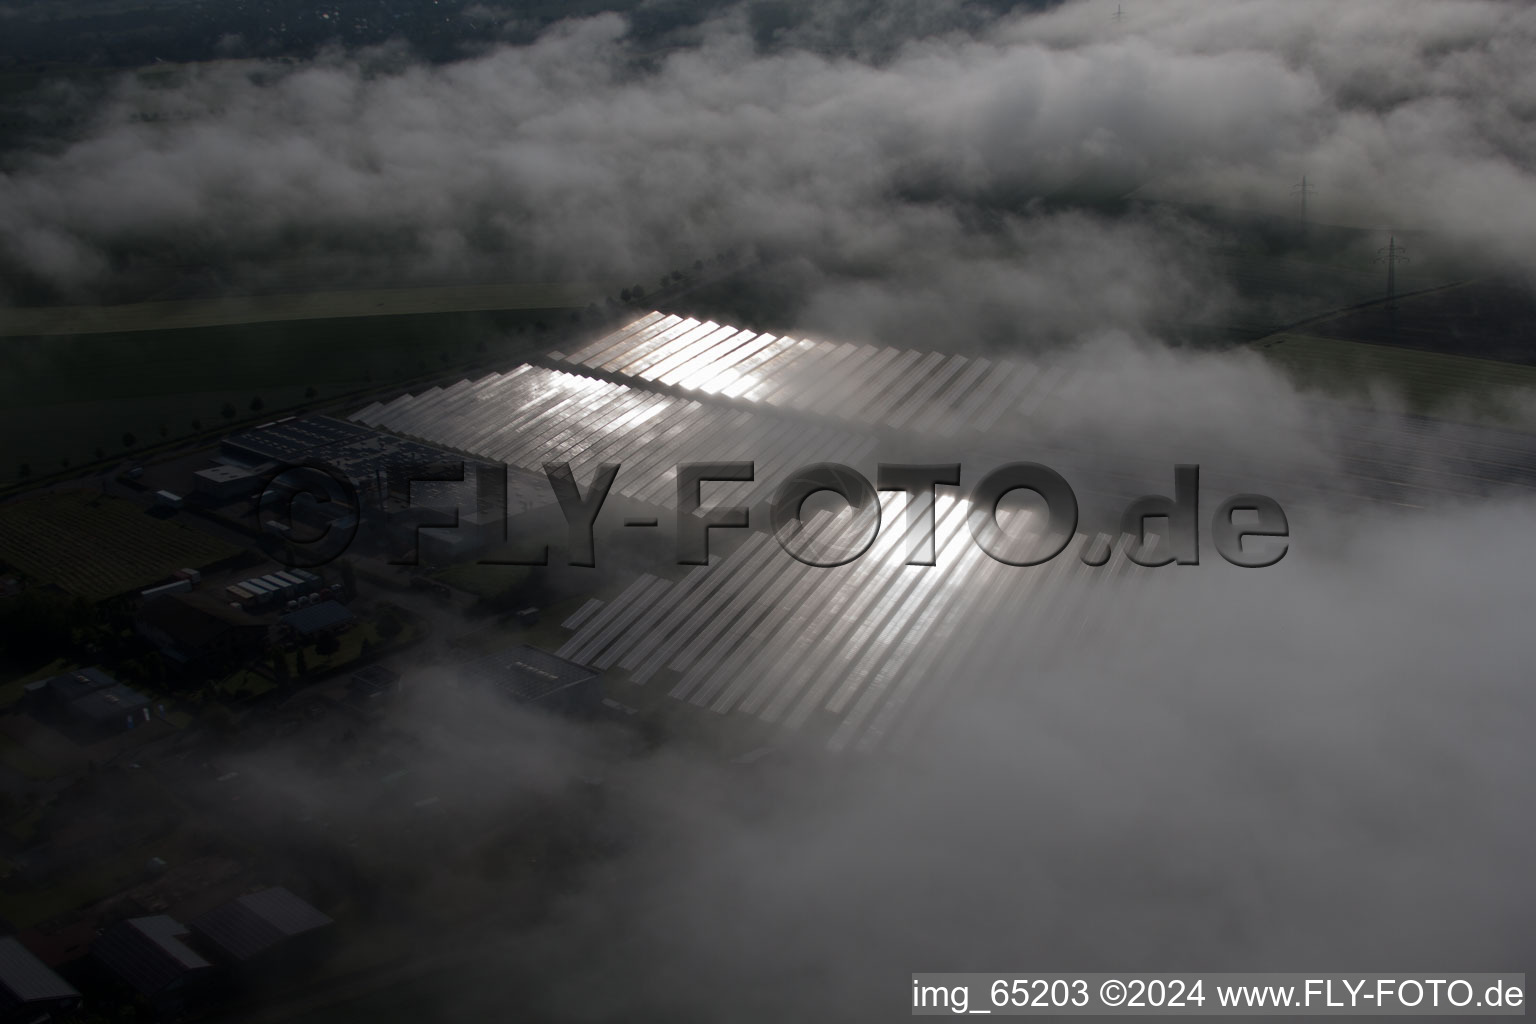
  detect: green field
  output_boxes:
[0,490,241,600]
[0,282,601,338]
[0,284,611,482]
[1258,331,1536,422]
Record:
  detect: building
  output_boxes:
[216,414,537,562]
[91,915,214,1018]
[192,464,265,503]
[229,571,309,608]
[137,594,268,681]
[27,668,152,735]
[0,936,81,1024]
[188,888,333,976]
[279,600,355,642]
[459,644,600,715]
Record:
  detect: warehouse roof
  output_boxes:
[93,916,211,996]
[71,684,150,725]
[0,936,80,1012]
[44,667,117,703]
[279,600,355,637]
[189,888,333,963]
[460,645,598,705]
[139,594,259,650]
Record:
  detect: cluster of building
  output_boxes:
[222,568,325,610]
[128,558,356,685]
[135,594,272,683]
[22,668,153,737]
[191,413,557,565]
[0,887,333,1022]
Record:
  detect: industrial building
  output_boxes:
[137,594,269,680]
[188,887,334,975]
[279,600,356,641]
[26,668,153,736]
[192,463,266,503]
[459,644,601,715]
[0,936,81,1024]
[224,568,322,609]
[212,414,543,560]
[91,915,214,1018]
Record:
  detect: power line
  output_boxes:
[1375,234,1410,307]
[1291,174,1315,222]
[1112,4,1125,22]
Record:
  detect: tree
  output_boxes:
[191,419,202,432]
[16,464,29,480]
[249,396,264,413]
[220,402,236,421]
[295,647,309,676]
[158,423,168,438]
[121,432,136,448]
[620,288,631,302]
[95,446,106,461]
[305,386,317,399]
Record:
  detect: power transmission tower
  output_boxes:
[1376,234,1409,306]
[1291,174,1315,222]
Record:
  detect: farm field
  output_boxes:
[0,282,600,338]
[0,489,240,600]
[0,302,596,479]
[1257,331,1536,423]
[1302,279,1536,365]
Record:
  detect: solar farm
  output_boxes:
[331,309,1510,752]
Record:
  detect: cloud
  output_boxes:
[4,5,1534,1013]
[214,498,1536,1022]
[2,0,1533,317]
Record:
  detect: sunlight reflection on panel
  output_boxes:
[559,312,1064,434]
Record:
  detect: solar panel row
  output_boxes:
[346,327,1164,752]
[554,312,1077,435]
[355,364,875,509]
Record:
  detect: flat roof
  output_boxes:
[0,936,79,1007]
[460,644,598,704]
[190,888,332,963]
[45,667,117,702]
[72,684,150,724]
[93,916,211,996]
[195,464,261,482]
[280,600,355,636]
